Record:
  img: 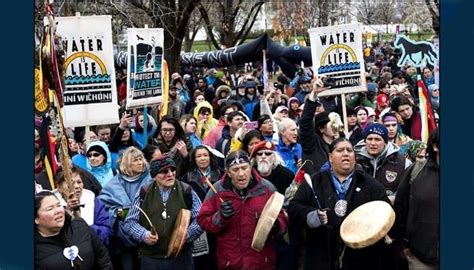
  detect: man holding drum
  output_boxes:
[288,138,394,270]
[124,157,203,270]
[198,150,288,270]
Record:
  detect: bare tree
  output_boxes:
[424,0,439,34]
[198,0,265,50]
[183,8,203,52]
[374,0,397,33]
[356,0,379,25]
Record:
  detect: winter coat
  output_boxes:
[98,169,153,247]
[202,119,226,148]
[34,217,112,269]
[299,99,330,173]
[354,141,411,195]
[394,158,439,265]
[216,126,233,157]
[86,141,114,187]
[198,170,288,270]
[287,167,393,270]
[194,101,219,140]
[54,189,112,246]
[275,137,302,174]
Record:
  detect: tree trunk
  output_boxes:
[164,32,183,74]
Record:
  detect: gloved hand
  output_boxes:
[220,200,235,219]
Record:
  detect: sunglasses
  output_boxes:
[87,152,102,158]
[158,167,176,174]
[256,151,273,157]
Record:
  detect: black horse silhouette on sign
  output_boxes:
[394,35,437,67]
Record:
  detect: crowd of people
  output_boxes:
[34,39,440,270]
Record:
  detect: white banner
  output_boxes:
[308,24,367,96]
[56,15,119,127]
[126,28,164,109]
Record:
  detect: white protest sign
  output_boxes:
[308,24,367,97]
[56,15,119,127]
[126,28,164,109]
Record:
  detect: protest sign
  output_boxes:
[308,23,367,97]
[56,15,119,127]
[126,28,164,109]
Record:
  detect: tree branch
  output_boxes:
[198,2,222,50]
[234,1,264,45]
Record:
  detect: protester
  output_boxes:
[98,147,153,270]
[123,157,203,270]
[390,96,433,141]
[288,138,392,270]
[85,141,115,187]
[354,123,412,203]
[96,125,113,145]
[202,104,235,148]
[182,145,222,270]
[131,113,157,149]
[382,112,412,156]
[167,85,186,120]
[276,117,302,174]
[394,128,439,270]
[216,111,245,157]
[53,168,112,246]
[34,191,112,269]
[299,79,340,173]
[198,150,288,270]
[152,116,193,178]
[193,101,218,141]
[180,114,202,149]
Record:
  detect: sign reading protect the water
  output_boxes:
[56,15,119,127]
[126,28,164,109]
[308,24,367,96]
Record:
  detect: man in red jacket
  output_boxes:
[198,150,288,270]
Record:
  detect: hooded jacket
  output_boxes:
[198,169,288,270]
[98,168,153,247]
[86,141,114,187]
[354,140,411,194]
[194,101,219,140]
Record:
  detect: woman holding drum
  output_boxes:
[288,138,395,270]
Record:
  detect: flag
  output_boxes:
[160,60,169,118]
[417,75,436,143]
[39,116,59,189]
[262,50,268,91]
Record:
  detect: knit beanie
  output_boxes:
[363,123,388,143]
[87,145,107,158]
[150,157,176,178]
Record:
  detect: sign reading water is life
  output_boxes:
[308,23,367,96]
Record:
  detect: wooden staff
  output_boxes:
[203,177,224,203]
[137,206,157,236]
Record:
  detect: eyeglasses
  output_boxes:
[161,128,175,134]
[87,152,102,158]
[256,151,273,157]
[158,167,176,174]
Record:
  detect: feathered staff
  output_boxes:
[40,0,78,217]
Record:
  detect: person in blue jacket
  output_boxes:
[276,117,302,174]
[98,146,153,270]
